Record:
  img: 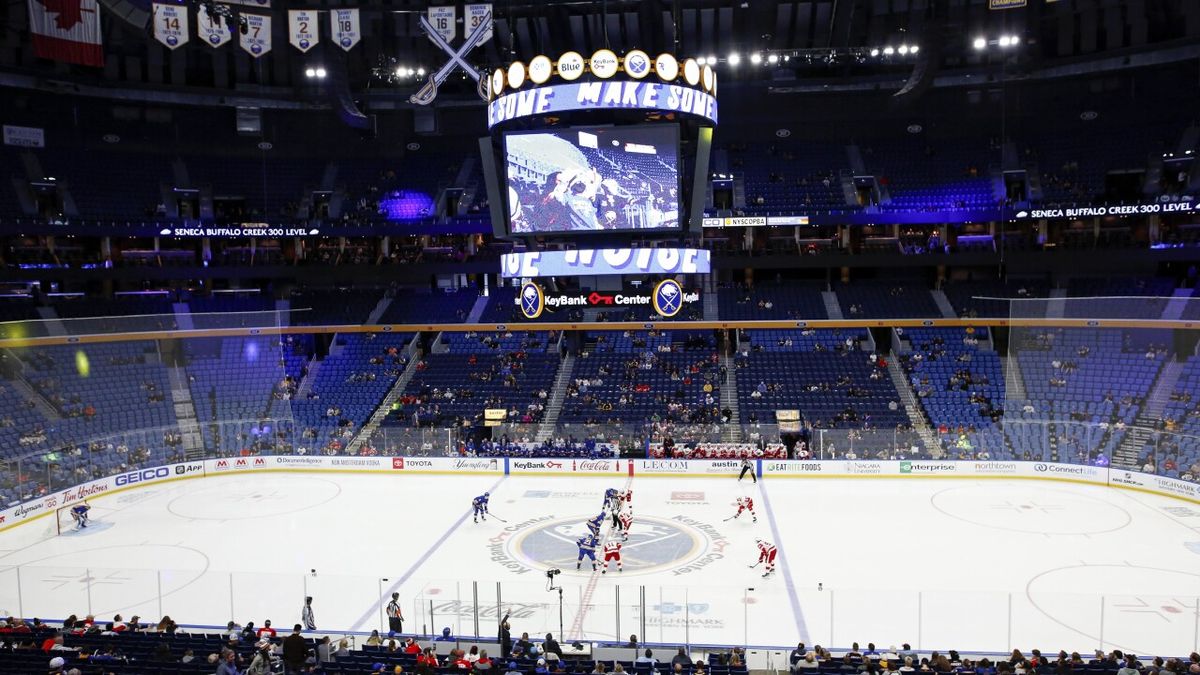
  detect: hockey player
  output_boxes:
[576,534,599,571]
[600,540,623,574]
[737,458,756,483]
[472,492,490,523]
[755,539,777,578]
[586,512,606,537]
[733,496,757,522]
[70,501,91,529]
[617,509,633,541]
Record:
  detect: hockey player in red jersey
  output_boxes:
[617,509,633,541]
[732,496,757,522]
[755,539,777,578]
[601,540,623,574]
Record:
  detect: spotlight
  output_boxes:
[395,67,404,78]
[783,55,790,62]
[910,45,919,54]
[728,53,740,65]
[897,44,909,55]
[305,68,316,78]
[750,52,762,65]
[869,48,879,57]
[417,67,425,76]
[973,37,986,50]
[767,54,778,64]
[705,55,716,66]
[883,46,894,55]
[315,67,327,78]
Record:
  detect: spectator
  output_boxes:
[282,624,307,674]
[256,620,276,638]
[637,649,658,666]
[673,648,693,668]
[542,633,562,661]
[217,649,244,675]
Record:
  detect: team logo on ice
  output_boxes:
[652,279,683,318]
[504,514,728,576]
[520,282,544,320]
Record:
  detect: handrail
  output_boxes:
[3,316,1200,348]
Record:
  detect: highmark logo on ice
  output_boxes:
[504,515,725,576]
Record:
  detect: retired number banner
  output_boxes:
[288,10,319,52]
[239,14,271,57]
[152,3,189,49]
[427,5,456,43]
[198,11,231,48]
[333,8,360,51]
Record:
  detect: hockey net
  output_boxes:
[46,505,84,536]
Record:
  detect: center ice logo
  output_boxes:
[509,515,706,574]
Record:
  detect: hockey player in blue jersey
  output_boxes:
[604,488,618,509]
[472,492,490,523]
[576,534,598,571]
[70,501,91,529]
[586,512,606,537]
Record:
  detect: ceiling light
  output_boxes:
[869,48,879,57]
[750,53,762,64]
[898,44,909,55]
[305,68,316,78]
[910,45,919,54]
[767,54,778,64]
[315,67,327,78]
[883,46,894,55]
[395,67,404,77]
[728,53,740,65]
[705,55,716,66]
[417,67,425,76]
[973,37,986,50]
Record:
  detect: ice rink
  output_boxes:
[2,471,1199,656]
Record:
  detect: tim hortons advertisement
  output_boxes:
[0,462,204,531]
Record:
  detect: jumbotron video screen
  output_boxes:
[503,125,680,234]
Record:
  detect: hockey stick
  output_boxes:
[723,515,737,522]
[747,560,761,569]
[487,513,508,523]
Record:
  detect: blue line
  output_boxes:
[757,477,810,643]
[349,474,508,632]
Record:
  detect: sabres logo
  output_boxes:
[652,279,683,318]
[510,515,709,575]
[520,281,544,320]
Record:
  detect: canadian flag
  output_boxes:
[27,0,104,67]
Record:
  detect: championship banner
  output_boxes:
[221,0,271,7]
[198,11,231,48]
[464,3,492,44]
[288,10,318,53]
[27,0,104,66]
[239,13,270,57]
[332,8,360,51]
[988,0,1027,7]
[427,5,457,43]
[152,3,189,49]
